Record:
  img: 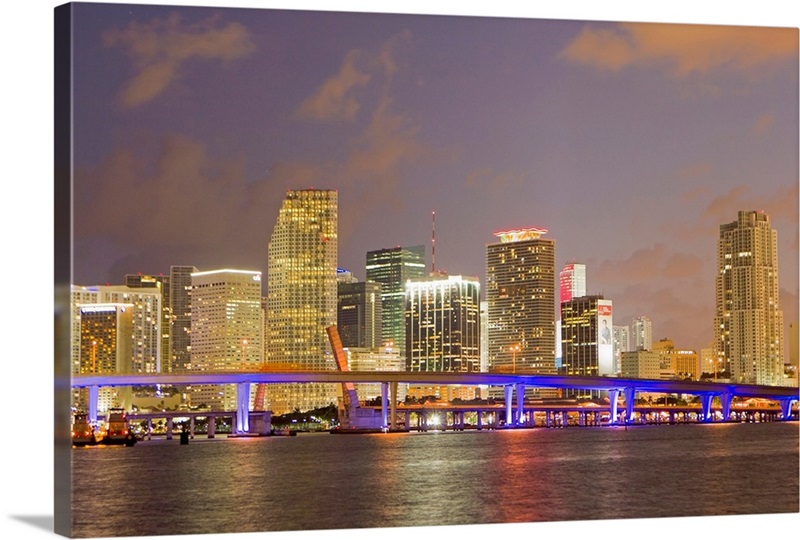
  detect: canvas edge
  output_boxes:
[54,2,74,537]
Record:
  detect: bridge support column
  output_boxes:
[545,410,552,427]
[624,387,636,424]
[147,418,153,440]
[608,389,620,425]
[504,385,514,426]
[476,410,482,430]
[88,386,99,425]
[779,399,795,421]
[390,382,398,430]
[166,417,174,440]
[236,383,250,434]
[404,411,411,430]
[381,382,389,430]
[189,416,195,439]
[700,394,714,422]
[515,383,524,426]
[208,416,216,438]
[720,392,733,422]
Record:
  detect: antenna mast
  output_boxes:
[431,210,436,274]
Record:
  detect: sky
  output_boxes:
[2,2,799,540]
[67,1,798,355]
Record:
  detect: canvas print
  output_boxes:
[53,2,799,539]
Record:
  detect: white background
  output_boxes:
[2,1,798,539]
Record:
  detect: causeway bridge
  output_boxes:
[72,371,799,435]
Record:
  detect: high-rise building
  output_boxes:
[189,269,264,410]
[366,245,426,352]
[560,295,614,398]
[620,350,661,380]
[486,228,556,397]
[125,274,171,373]
[559,263,586,304]
[631,316,653,351]
[654,338,700,381]
[613,325,630,374]
[169,265,198,373]
[714,210,784,385]
[71,285,162,374]
[405,274,481,400]
[76,303,134,412]
[342,346,406,403]
[266,189,339,414]
[337,281,383,349]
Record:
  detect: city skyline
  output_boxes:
[67,3,798,357]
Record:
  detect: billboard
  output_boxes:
[597,300,613,375]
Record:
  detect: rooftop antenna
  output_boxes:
[431,210,436,274]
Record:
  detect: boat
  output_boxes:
[102,408,137,446]
[71,412,99,447]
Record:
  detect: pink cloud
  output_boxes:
[104,13,255,108]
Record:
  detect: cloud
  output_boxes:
[296,50,372,121]
[103,13,255,107]
[752,114,776,136]
[560,22,797,78]
[704,184,799,226]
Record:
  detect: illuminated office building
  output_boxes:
[405,274,481,400]
[266,189,339,414]
[338,281,382,349]
[169,265,198,373]
[189,269,264,410]
[125,273,171,373]
[632,316,653,352]
[76,303,134,412]
[560,295,613,399]
[613,325,630,375]
[714,210,784,385]
[366,245,426,354]
[559,263,586,303]
[486,228,556,397]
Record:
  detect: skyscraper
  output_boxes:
[405,274,481,400]
[560,295,613,398]
[337,281,383,349]
[486,228,556,394]
[125,273,171,373]
[632,316,653,352]
[559,262,586,304]
[266,189,338,413]
[169,265,198,373]
[366,245,426,353]
[714,210,784,385]
[190,269,264,410]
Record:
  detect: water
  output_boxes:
[71,422,799,538]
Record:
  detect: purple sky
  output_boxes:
[69,2,798,355]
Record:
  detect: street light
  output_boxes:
[510,344,520,374]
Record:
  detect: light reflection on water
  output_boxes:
[71,422,799,538]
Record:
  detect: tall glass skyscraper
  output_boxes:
[169,265,197,373]
[266,189,338,413]
[714,210,784,385]
[486,228,556,393]
[365,245,426,355]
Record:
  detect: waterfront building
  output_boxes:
[653,338,700,380]
[631,316,653,351]
[125,273,172,374]
[714,210,784,385]
[559,262,586,304]
[266,189,339,414]
[560,295,614,399]
[169,265,198,373]
[189,269,264,410]
[71,285,162,374]
[789,322,798,367]
[338,281,383,349]
[343,346,406,403]
[486,228,556,398]
[366,245,426,354]
[620,350,661,380]
[405,274,481,400]
[613,325,631,375]
[76,303,134,412]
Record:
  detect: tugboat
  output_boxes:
[102,408,137,446]
[71,412,99,447]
